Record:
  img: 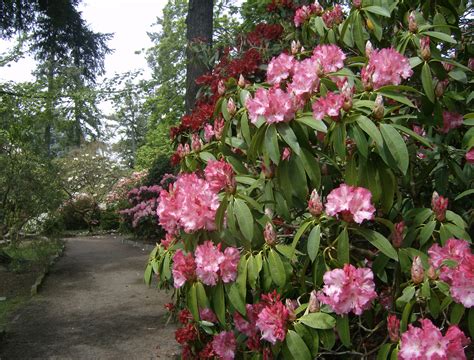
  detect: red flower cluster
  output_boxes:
[267,0,294,12]
[247,23,284,46]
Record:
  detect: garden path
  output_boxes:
[0,235,178,360]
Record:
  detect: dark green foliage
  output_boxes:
[145,154,177,186]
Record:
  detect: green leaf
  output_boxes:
[380,123,409,174]
[277,123,301,156]
[195,281,209,308]
[292,220,312,250]
[307,225,321,262]
[247,254,258,289]
[397,286,416,309]
[400,299,415,332]
[144,263,153,286]
[423,31,457,44]
[353,12,365,53]
[354,228,398,261]
[240,112,251,145]
[337,227,350,265]
[226,283,246,315]
[421,62,435,103]
[188,284,199,321]
[355,115,383,145]
[234,198,254,242]
[285,330,312,360]
[390,124,432,148]
[377,90,416,107]
[296,116,328,133]
[239,89,250,107]
[376,343,392,360]
[162,252,171,280]
[268,249,286,287]
[363,5,391,17]
[336,315,351,348]
[454,189,474,201]
[199,151,216,162]
[212,282,226,325]
[221,98,231,121]
[264,125,280,165]
[450,303,465,324]
[448,69,467,83]
[299,313,336,329]
[419,220,436,246]
[300,148,321,189]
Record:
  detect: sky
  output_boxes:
[0,0,168,83]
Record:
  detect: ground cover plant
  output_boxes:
[145,0,473,358]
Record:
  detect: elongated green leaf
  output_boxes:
[454,189,474,201]
[450,303,465,324]
[380,124,409,174]
[264,125,280,165]
[423,31,457,44]
[277,123,301,155]
[299,313,336,329]
[448,69,467,83]
[377,90,416,107]
[377,343,392,360]
[221,98,230,121]
[188,284,199,321]
[419,220,436,246]
[390,124,432,148]
[336,315,351,348]
[355,115,383,145]
[337,227,349,265]
[268,249,286,287]
[195,281,209,308]
[144,263,153,286]
[300,148,321,189]
[353,12,365,53]
[307,225,321,262]
[292,220,312,250]
[247,255,258,289]
[226,283,246,315]
[233,198,254,242]
[354,228,398,261]
[421,62,435,103]
[363,5,391,17]
[239,89,250,106]
[212,282,226,325]
[240,112,251,145]
[286,330,312,360]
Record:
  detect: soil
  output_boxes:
[0,235,179,359]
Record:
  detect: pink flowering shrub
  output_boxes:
[144,1,474,358]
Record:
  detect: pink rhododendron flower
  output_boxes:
[199,308,218,323]
[322,5,344,28]
[172,250,196,288]
[431,191,448,222]
[212,331,236,360]
[195,241,225,286]
[246,87,298,124]
[204,124,215,142]
[441,111,464,133]
[317,264,377,315]
[219,247,240,283]
[308,189,323,216]
[387,314,400,342]
[411,256,424,284]
[466,148,474,163]
[266,53,295,85]
[399,319,470,360]
[325,184,376,223]
[293,3,322,27]
[362,48,413,89]
[312,44,346,73]
[256,292,289,344]
[390,221,405,248]
[281,147,291,161]
[157,173,220,233]
[288,58,320,97]
[204,159,236,193]
[234,303,264,350]
[312,91,344,120]
[428,238,474,308]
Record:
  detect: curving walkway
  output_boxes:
[0,235,178,360]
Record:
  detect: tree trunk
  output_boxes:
[185,0,213,113]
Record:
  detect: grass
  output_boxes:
[4,238,64,272]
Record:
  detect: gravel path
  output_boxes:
[0,235,179,360]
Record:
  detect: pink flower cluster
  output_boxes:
[256,292,290,344]
[399,318,470,360]
[204,159,236,192]
[234,303,265,350]
[361,48,413,90]
[106,170,148,204]
[246,86,298,124]
[267,53,295,84]
[119,185,162,227]
[172,241,240,288]
[466,148,474,163]
[204,118,225,142]
[317,264,377,315]
[441,111,464,133]
[312,91,344,120]
[212,331,236,360]
[428,238,474,308]
[293,2,322,27]
[157,173,220,233]
[325,184,376,223]
[312,44,346,73]
[322,4,344,28]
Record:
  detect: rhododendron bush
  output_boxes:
[145,0,473,358]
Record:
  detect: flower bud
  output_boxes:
[218,80,225,95]
[341,82,353,111]
[281,147,291,161]
[308,189,323,216]
[390,221,405,248]
[435,78,449,98]
[291,40,301,55]
[373,95,384,120]
[427,266,438,280]
[469,58,474,71]
[352,0,362,9]
[411,256,424,284]
[408,11,417,33]
[264,207,274,219]
[264,222,276,246]
[315,59,324,77]
[366,18,375,31]
[308,290,320,313]
[214,118,225,140]
[227,98,236,116]
[238,74,245,88]
[420,36,431,61]
[431,191,448,222]
[387,315,400,343]
[286,299,298,321]
[191,133,202,152]
[365,41,374,58]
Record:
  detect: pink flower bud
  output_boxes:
[218,80,226,95]
[238,74,245,88]
[214,118,225,140]
[227,98,236,116]
[469,58,474,71]
[387,315,400,342]
[427,265,438,280]
[291,40,301,55]
[408,11,417,33]
[281,147,291,161]
[191,133,202,152]
[352,0,362,8]
[341,82,353,111]
[373,95,384,120]
[365,41,374,58]
[442,61,454,72]
[466,148,474,164]
[435,78,449,98]
[308,189,323,216]
[264,207,274,219]
[390,221,405,248]
[308,290,320,313]
[264,222,276,246]
[431,191,448,222]
[286,299,297,321]
[411,256,424,284]
[420,36,431,60]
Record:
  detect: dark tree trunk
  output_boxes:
[185,0,213,113]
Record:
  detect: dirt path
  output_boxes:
[0,235,179,360]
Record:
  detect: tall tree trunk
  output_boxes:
[185,0,213,113]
